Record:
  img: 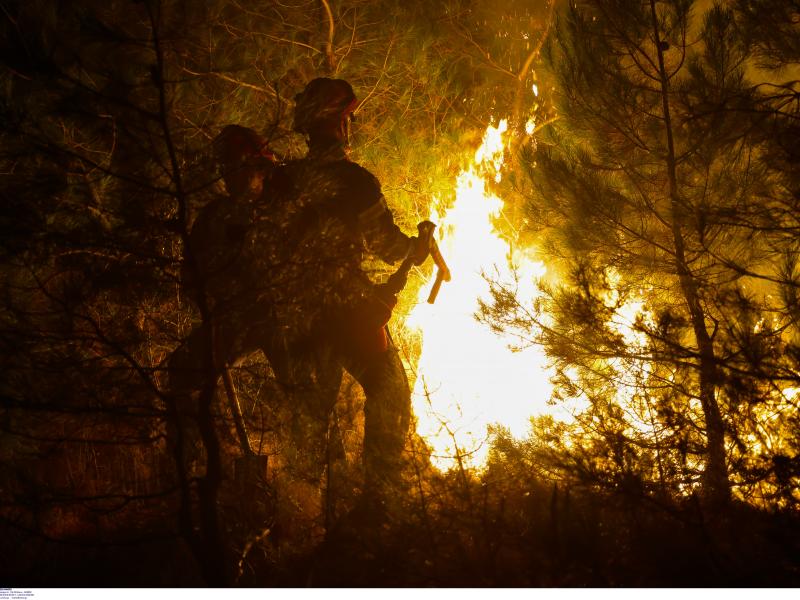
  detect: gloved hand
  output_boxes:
[409,220,436,265]
[408,237,428,266]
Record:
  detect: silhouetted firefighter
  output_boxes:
[167,123,296,503]
[182,124,276,316]
[168,78,434,525]
[269,77,432,505]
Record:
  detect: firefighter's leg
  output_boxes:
[166,319,240,475]
[166,324,206,473]
[167,324,206,401]
[262,334,342,545]
[343,332,411,497]
[265,334,342,483]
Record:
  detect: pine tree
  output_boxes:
[490,0,800,508]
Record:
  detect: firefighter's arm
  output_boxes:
[350,165,431,265]
[356,194,414,264]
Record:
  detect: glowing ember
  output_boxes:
[406,120,556,470]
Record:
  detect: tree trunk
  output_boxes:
[196,326,228,585]
[649,0,729,507]
[147,4,229,581]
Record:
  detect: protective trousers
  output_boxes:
[287,325,411,493]
[337,333,411,495]
[165,307,339,480]
[166,312,411,496]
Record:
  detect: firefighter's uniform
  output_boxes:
[266,141,414,496]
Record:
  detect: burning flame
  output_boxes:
[406,120,559,469]
[402,117,798,510]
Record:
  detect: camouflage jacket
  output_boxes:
[259,149,413,330]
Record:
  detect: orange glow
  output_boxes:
[403,121,662,471]
[406,120,560,470]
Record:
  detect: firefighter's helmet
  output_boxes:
[213,125,269,166]
[293,78,358,135]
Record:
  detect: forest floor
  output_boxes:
[3,486,799,587]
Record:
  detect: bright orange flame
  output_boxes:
[406,120,562,470]
[402,118,799,509]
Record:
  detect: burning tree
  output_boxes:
[485,0,800,510]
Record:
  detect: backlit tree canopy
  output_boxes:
[485,0,800,510]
